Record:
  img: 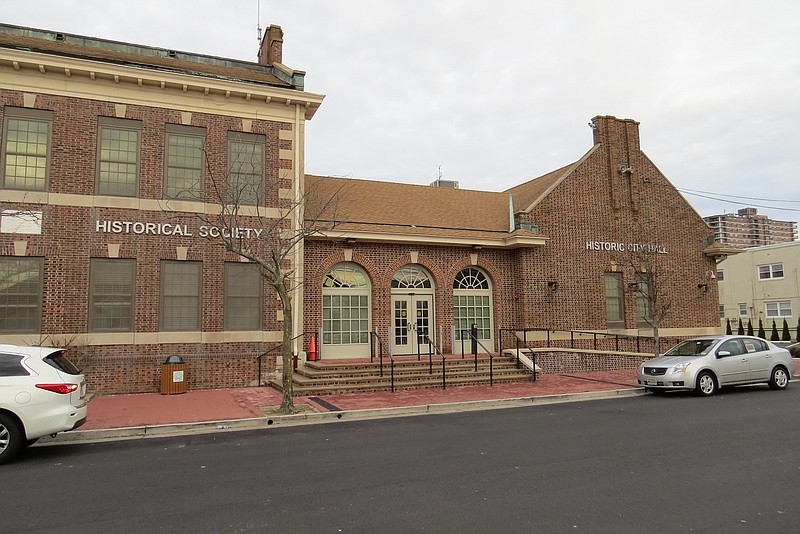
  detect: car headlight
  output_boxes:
[670,362,691,374]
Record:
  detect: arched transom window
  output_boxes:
[453,267,493,341]
[322,263,370,348]
[454,267,489,290]
[392,266,432,289]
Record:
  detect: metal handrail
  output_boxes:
[370,328,396,392]
[500,327,646,353]
[422,334,447,389]
[257,332,305,386]
[458,328,496,385]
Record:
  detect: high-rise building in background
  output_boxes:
[704,208,797,248]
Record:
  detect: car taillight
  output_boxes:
[36,383,79,394]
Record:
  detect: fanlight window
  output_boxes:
[453,267,489,290]
[323,264,369,288]
[391,266,432,289]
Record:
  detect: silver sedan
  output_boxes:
[637,335,794,396]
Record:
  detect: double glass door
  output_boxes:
[391,294,433,355]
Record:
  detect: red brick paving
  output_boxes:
[81,361,799,430]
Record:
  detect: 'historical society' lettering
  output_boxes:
[95,220,264,239]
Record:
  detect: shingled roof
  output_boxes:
[305,175,547,247]
[0,24,292,88]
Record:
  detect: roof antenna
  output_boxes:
[256,0,263,42]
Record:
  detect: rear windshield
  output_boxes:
[43,350,81,375]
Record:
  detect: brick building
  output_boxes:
[704,208,798,248]
[1,23,729,394]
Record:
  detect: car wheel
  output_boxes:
[768,366,789,391]
[696,371,717,397]
[0,413,24,465]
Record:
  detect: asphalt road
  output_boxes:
[3,385,800,534]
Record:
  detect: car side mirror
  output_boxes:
[716,350,731,358]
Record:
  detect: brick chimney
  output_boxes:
[590,115,643,212]
[258,24,283,65]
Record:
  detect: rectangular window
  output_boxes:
[0,257,42,332]
[161,261,201,330]
[2,108,52,191]
[635,273,651,326]
[605,272,624,328]
[738,303,748,316]
[228,132,265,205]
[716,270,724,282]
[224,263,261,330]
[719,305,725,319]
[322,294,370,345]
[765,301,792,318]
[90,259,134,331]
[165,124,205,200]
[97,117,141,196]
[758,263,784,280]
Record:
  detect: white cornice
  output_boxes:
[0,47,325,120]
[308,229,549,249]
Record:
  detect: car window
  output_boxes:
[742,338,767,353]
[0,353,30,377]
[665,339,717,356]
[718,339,744,356]
[43,350,81,375]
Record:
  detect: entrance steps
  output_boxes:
[273,354,535,396]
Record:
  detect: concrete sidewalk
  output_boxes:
[41,369,643,444]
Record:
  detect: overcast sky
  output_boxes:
[3,1,799,224]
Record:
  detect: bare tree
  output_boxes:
[179,139,342,413]
[621,246,673,357]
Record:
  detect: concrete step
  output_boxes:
[272,355,536,396]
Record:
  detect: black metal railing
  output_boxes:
[458,327,496,385]
[499,327,649,354]
[422,334,447,389]
[370,328,396,392]
[257,332,305,386]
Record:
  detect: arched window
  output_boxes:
[454,267,489,290]
[322,264,370,353]
[453,267,493,343]
[392,266,432,289]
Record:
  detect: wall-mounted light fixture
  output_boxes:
[697,283,709,293]
[472,244,483,250]
[547,280,559,291]
[627,282,639,291]
[345,237,356,244]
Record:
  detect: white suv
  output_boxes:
[0,345,88,465]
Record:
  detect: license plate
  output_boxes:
[646,378,657,386]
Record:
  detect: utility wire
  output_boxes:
[678,187,800,204]
[678,189,800,213]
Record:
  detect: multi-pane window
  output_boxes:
[90,259,134,331]
[635,273,652,325]
[165,125,205,200]
[322,264,370,345]
[716,270,724,282]
[2,108,52,191]
[161,261,201,330]
[228,132,265,205]
[765,301,792,318]
[224,263,261,330]
[453,267,492,340]
[0,257,42,333]
[758,263,784,280]
[605,272,624,328]
[738,303,748,316]
[97,117,141,196]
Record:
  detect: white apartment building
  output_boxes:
[717,242,799,334]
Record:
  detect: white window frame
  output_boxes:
[738,303,748,316]
[758,263,784,280]
[765,301,791,318]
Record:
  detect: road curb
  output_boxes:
[38,387,645,446]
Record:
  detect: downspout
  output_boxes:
[292,103,304,361]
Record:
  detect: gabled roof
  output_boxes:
[504,145,599,213]
[0,24,292,88]
[305,175,546,248]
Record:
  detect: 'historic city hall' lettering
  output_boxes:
[585,241,667,254]
[95,220,264,239]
